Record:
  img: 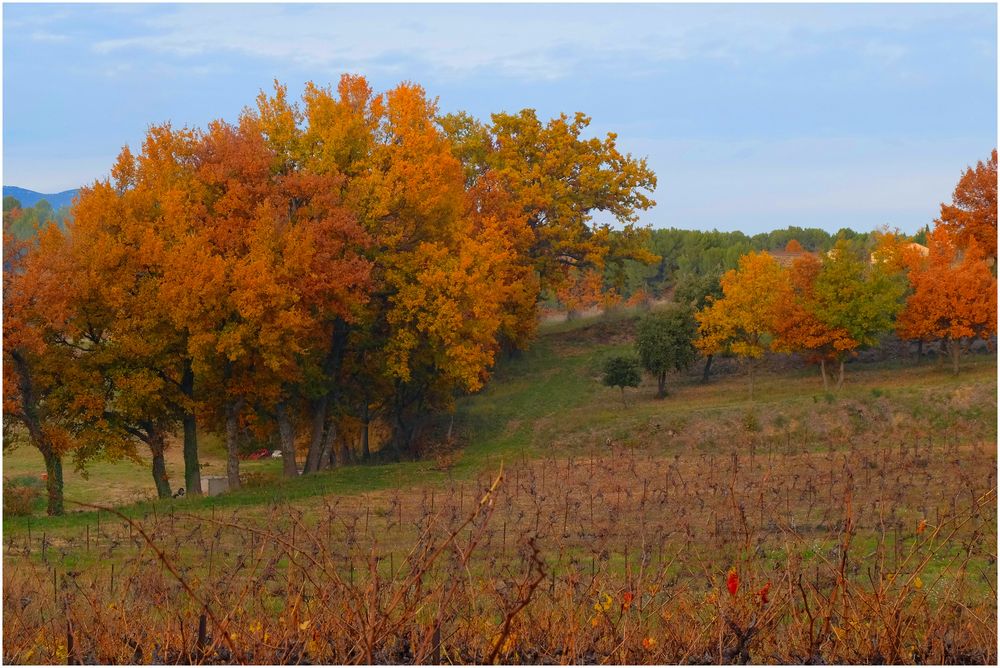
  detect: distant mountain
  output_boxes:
[3,186,80,211]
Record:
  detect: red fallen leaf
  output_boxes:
[726,568,739,597]
[758,582,771,604]
[622,591,634,610]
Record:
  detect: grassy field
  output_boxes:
[3,311,996,663]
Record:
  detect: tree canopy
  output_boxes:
[636,306,697,398]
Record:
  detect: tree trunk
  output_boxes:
[390,393,409,461]
[748,362,755,401]
[620,386,627,407]
[836,360,845,389]
[916,339,923,363]
[949,338,961,375]
[275,402,299,477]
[338,435,354,467]
[304,394,330,474]
[42,449,64,516]
[147,428,172,499]
[361,404,371,461]
[304,320,349,473]
[701,355,713,383]
[180,361,202,496]
[820,359,828,392]
[656,371,667,399]
[225,398,245,491]
[319,418,338,469]
[392,411,408,460]
[9,349,65,514]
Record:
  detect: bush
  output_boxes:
[3,476,44,516]
[240,471,280,489]
[602,355,641,406]
[741,410,761,433]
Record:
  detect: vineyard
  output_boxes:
[3,318,996,664]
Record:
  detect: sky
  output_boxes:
[2,3,996,235]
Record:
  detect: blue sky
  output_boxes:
[3,3,996,234]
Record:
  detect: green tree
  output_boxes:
[811,240,906,387]
[636,306,697,398]
[3,195,21,212]
[602,355,641,406]
[674,270,724,381]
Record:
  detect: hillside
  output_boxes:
[3,185,80,210]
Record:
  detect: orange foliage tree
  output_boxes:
[937,149,997,263]
[555,268,606,319]
[3,225,133,513]
[896,227,997,373]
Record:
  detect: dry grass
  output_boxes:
[3,433,995,664]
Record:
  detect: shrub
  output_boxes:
[602,355,641,406]
[3,476,43,516]
[741,410,761,433]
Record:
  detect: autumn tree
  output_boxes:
[186,115,370,484]
[555,268,605,319]
[772,254,855,390]
[937,149,997,263]
[250,76,660,461]
[695,252,785,399]
[488,110,657,283]
[441,106,659,342]
[785,239,804,253]
[896,227,997,373]
[252,78,524,462]
[3,229,74,514]
[58,172,189,498]
[64,129,216,496]
[3,226,133,513]
[636,306,697,398]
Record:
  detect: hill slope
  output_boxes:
[3,185,80,210]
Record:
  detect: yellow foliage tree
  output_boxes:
[695,252,786,398]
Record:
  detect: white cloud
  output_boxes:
[84,4,973,82]
[29,30,69,43]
